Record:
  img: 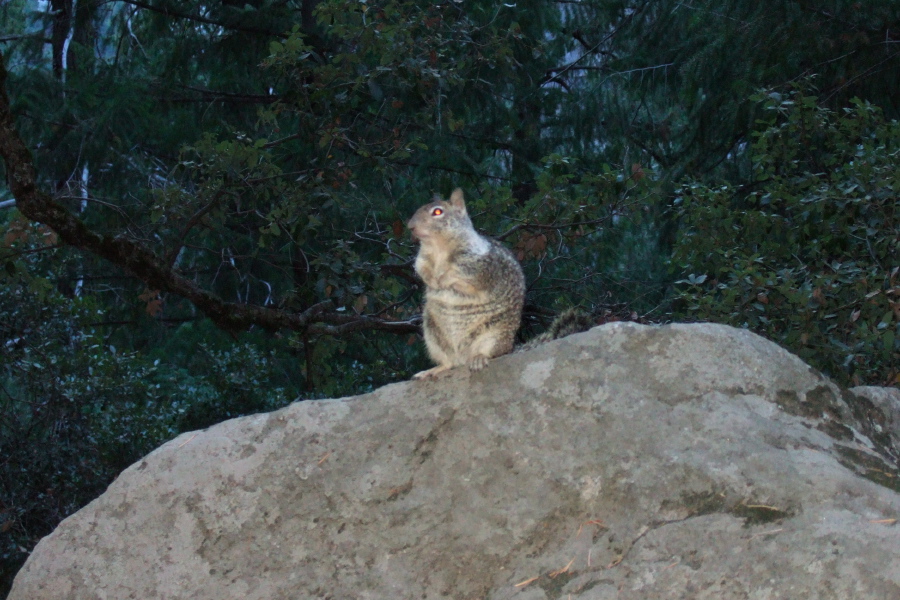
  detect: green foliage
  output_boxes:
[575,0,900,179]
[0,254,155,589]
[500,154,668,319]
[173,343,289,431]
[672,89,900,386]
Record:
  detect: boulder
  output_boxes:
[10,322,900,599]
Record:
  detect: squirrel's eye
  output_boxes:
[431,207,444,217]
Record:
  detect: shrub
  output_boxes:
[672,89,899,386]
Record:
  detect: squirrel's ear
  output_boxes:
[449,188,466,211]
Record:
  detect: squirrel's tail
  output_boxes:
[518,308,594,352]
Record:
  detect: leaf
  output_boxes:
[515,232,548,259]
[353,294,368,314]
[39,225,58,245]
[138,289,163,317]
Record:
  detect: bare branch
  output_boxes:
[496,216,612,241]
[310,315,420,336]
[540,6,643,87]
[0,34,52,44]
[115,0,286,37]
[164,188,227,267]
[161,85,280,105]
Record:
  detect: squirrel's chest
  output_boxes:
[414,247,451,286]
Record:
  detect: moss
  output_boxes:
[536,569,578,597]
[775,389,815,418]
[663,491,793,527]
[805,386,845,420]
[816,420,854,441]
[730,502,793,526]
[841,390,893,452]
[835,446,900,493]
[575,579,614,595]
[774,385,888,447]
[661,491,728,517]
[775,385,843,421]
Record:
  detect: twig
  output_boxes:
[177,433,198,448]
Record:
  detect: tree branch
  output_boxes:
[310,314,420,336]
[164,188,227,267]
[115,0,286,37]
[540,6,641,87]
[0,51,415,337]
[0,34,52,44]
[159,84,280,105]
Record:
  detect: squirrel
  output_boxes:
[408,188,526,379]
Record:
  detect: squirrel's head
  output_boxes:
[408,188,472,242]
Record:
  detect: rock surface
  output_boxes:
[10,322,900,600]
[851,385,900,445]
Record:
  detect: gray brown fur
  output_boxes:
[518,308,595,352]
[408,188,525,379]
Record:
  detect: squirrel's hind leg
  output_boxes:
[466,329,514,372]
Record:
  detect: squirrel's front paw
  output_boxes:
[468,355,489,371]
